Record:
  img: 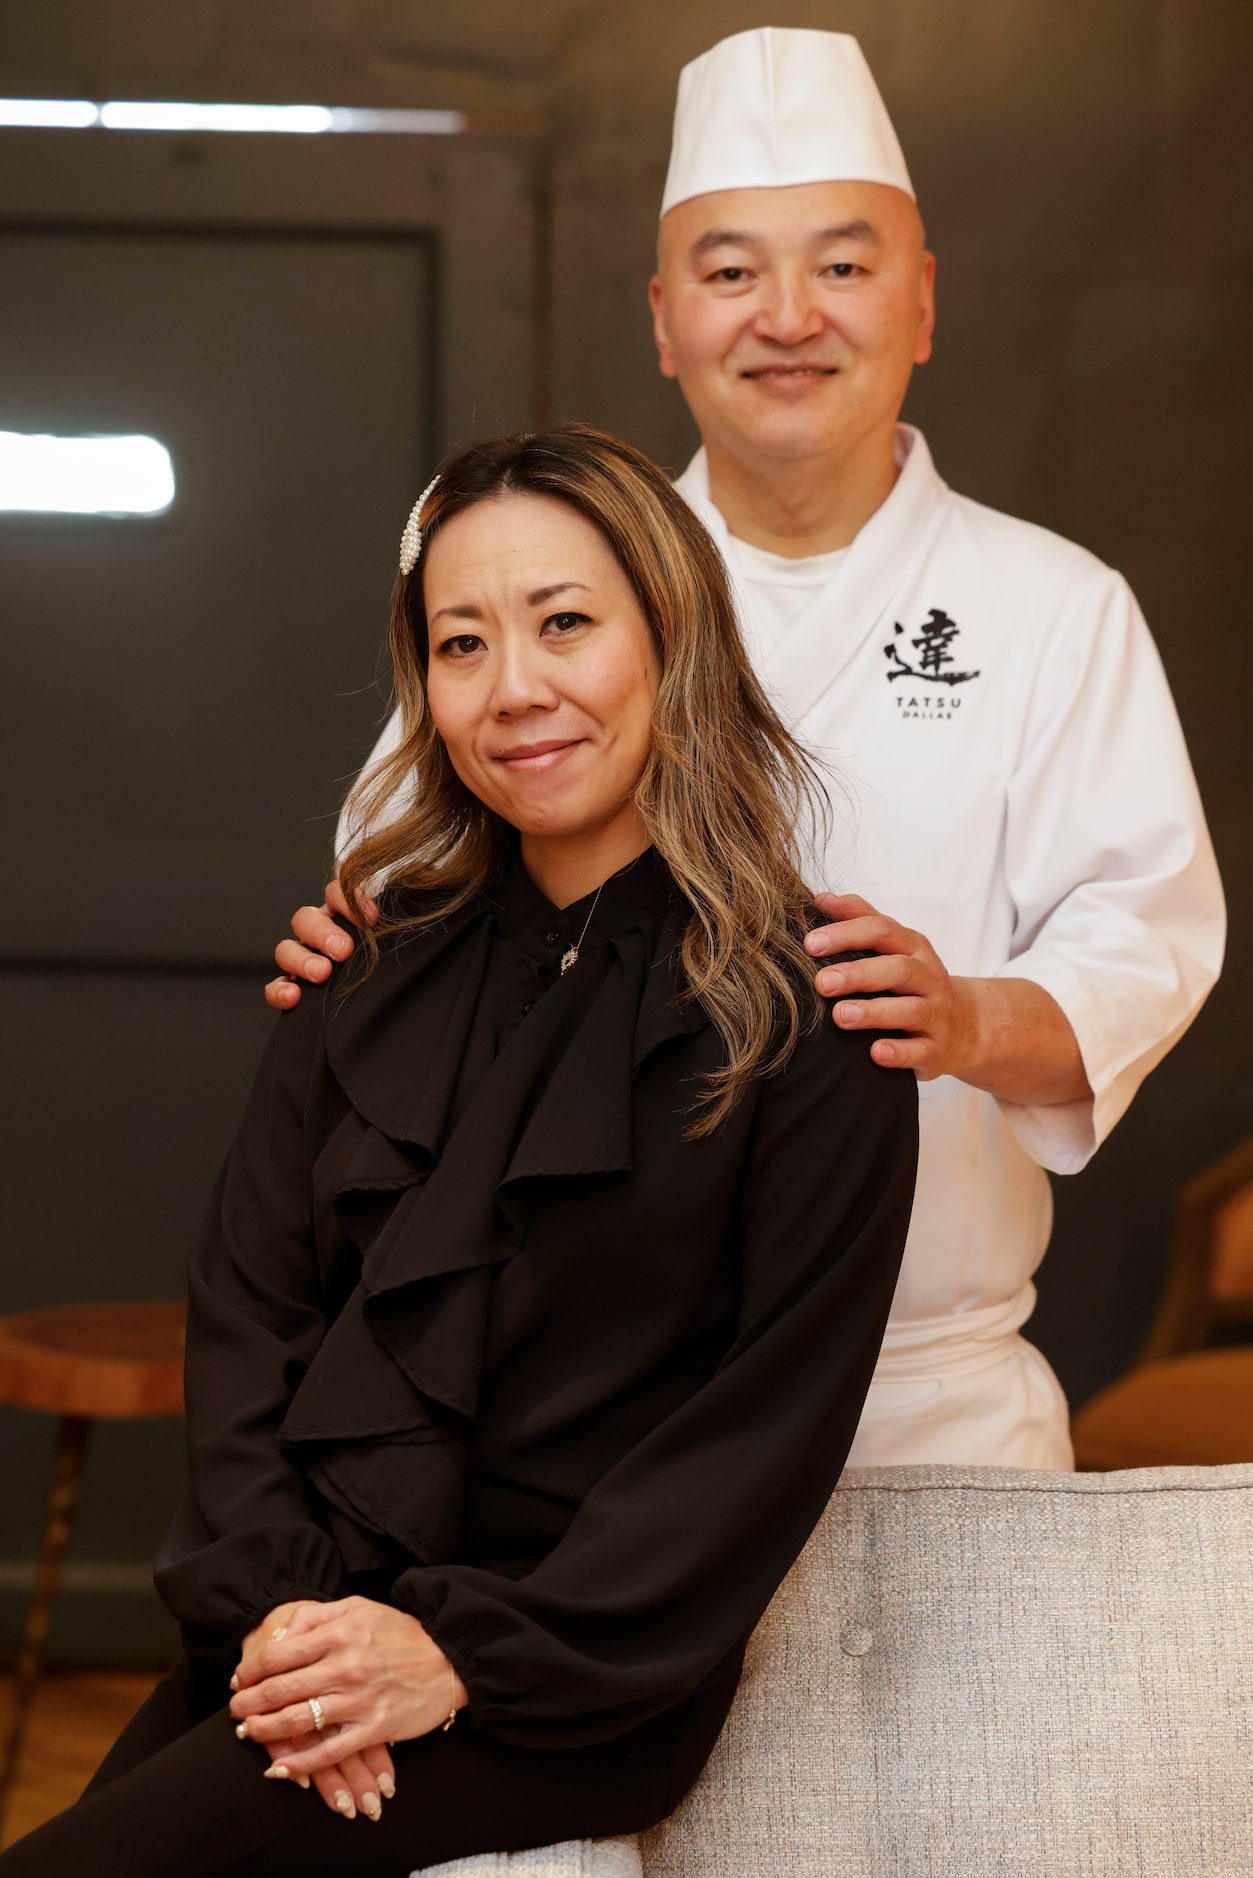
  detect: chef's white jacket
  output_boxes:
[340,426,1225,1468]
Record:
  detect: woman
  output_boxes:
[0,426,917,1876]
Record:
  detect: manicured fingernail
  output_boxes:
[270,1625,287,1641]
[307,958,331,980]
[265,1763,288,1780]
[820,969,845,992]
[377,1772,395,1800]
[334,1789,356,1819]
[837,1003,863,1023]
[297,1775,311,1790]
[361,1793,382,1821]
[235,1721,249,1740]
[329,935,352,959]
[229,1673,239,1691]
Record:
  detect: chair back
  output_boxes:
[1140,1133,1253,1363]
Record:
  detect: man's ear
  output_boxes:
[914,251,937,367]
[648,274,679,381]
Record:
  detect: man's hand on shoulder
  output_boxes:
[806,891,1091,1106]
[264,879,378,1011]
[805,892,974,1078]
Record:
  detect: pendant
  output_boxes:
[560,946,579,974]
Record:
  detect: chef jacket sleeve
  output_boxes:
[153,990,345,1660]
[995,569,1225,1175]
[390,1021,918,1748]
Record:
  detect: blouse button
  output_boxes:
[840,1623,874,1657]
[522,1001,534,1015]
[545,930,560,945]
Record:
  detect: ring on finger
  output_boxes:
[308,1696,326,1733]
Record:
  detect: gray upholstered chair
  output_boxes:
[418,1846,640,1877]
[421,1463,1253,1878]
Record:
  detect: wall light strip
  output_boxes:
[0,98,466,135]
[0,98,99,128]
[99,101,333,134]
[0,432,175,515]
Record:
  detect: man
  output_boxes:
[269,28,1225,1470]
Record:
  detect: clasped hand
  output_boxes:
[229,1596,466,1822]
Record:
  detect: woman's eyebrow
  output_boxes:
[428,582,592,627]
[428,601,484,625]
[527,580,593,606]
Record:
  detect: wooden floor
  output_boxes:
[0,1668,162,1850]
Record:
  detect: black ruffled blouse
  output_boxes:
[156,848,917,1751]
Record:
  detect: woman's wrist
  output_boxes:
[441,1656,470,1730]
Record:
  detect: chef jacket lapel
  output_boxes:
[676,425,951,731]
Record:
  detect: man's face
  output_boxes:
[650,180,935,469]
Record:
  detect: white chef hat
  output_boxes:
[661,27,914,217]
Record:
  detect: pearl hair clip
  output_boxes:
[398,473,441,576]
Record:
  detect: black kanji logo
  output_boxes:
[884,608,980,686]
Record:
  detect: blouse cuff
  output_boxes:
[154,1522,345,1656]
[390,1568,493,1727]
[390,1566,663,1746]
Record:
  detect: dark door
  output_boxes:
[0,221,432,1656]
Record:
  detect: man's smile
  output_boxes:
[739,364,839,382]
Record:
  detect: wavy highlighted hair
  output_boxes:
[341,423,828,1135]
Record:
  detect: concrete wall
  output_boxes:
[2,1,1251,1658]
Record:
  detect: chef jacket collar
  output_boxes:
[675,424,952,728]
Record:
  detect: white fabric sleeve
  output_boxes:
[995,570,1225,1176]
[334,705,406,862]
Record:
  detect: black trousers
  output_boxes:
[0,1657,737,1877]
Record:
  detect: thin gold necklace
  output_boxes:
[560,883,605,974]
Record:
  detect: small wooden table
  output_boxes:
[0,1300,185,1828]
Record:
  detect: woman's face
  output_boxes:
[422,491,661,846]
